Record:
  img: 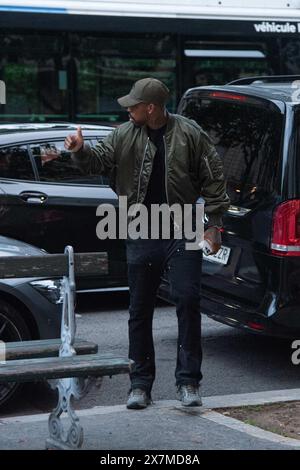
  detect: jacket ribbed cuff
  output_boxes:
[207,213,223,228]
[72,143,90,159]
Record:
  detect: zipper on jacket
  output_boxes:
[203,154,214,180]
[136,137,149,204]
[163,136,179,232]
[163,136,169,206]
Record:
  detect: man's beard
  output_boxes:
[129,115,144,127]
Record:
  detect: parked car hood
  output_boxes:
[0,236,47,257]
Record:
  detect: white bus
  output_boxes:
[1,0,300,122]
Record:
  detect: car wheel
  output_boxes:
[0,299,31,408]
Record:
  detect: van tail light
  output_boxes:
[247,322,265,331]
[209,91,248,101]
[271,199,300,256]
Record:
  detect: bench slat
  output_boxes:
[0,354,130,383]
[5,339,98,360]
[0,252,108,279]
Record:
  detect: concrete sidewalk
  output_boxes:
[1,389,300,450]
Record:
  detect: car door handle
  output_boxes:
[227,205,251,217]
[19,191,48,204]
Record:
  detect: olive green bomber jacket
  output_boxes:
[73,114,230,226]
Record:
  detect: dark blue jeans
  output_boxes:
[126,238,202,394]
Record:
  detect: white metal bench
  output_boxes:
[0,246,131,450]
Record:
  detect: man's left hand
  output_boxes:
[204,227,222,255]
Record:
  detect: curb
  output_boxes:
[1,389,300,448]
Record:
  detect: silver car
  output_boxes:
[0,236,62,407]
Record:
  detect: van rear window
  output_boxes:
[180,94,283,206]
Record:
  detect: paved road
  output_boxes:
[3,292,299,417]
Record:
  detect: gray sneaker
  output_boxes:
[177,384,202,407]
[127,388,151,410]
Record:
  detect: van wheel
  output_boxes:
[0,299,31,408]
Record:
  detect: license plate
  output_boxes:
[203,245,231,265]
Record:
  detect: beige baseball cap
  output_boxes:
[117,77,170,108]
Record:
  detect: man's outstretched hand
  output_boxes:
[64,126,84,152]
[203,227,222,255]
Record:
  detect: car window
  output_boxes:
[30,140,103,185]
[0,145,35,180]
[180,94,283,206]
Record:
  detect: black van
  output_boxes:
[160,75,300,338]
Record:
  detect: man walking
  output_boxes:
[65,77,229,409]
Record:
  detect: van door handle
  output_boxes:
[227,205,251,217]
[19,191,48,204]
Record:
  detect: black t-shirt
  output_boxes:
[143,124,167,208]
[142,124,176,238]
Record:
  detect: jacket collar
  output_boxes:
[165,113,176,135]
